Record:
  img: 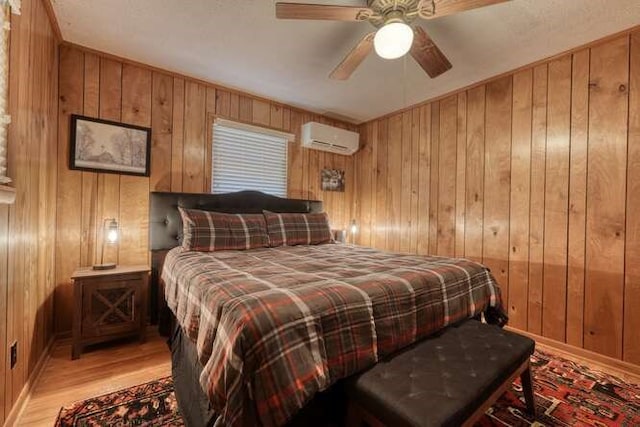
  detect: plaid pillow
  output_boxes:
[178,207,269,251]
[264,211,334,247]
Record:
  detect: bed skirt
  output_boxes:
[170,317,218,426]
[168,315,347,427]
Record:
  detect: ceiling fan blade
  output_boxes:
[330,33,375,80]
[276,3,373,21]
[410,26,452,78]
[429,0,510,18]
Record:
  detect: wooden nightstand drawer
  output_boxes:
[71,265,149,359]
[81,276,143,338]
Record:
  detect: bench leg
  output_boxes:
[346,403,362,427]
[520,364,536,419]
[346,402,385,427]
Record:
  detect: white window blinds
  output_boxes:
[212,119,291,197]
[0,0,20,185]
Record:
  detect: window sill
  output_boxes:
[0,184,15,204]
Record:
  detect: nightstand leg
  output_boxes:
[139,274,148,344]
[72,279,83,360]
[72,343,81,360]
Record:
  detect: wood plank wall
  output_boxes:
[355,30,640,366]
[0,0,59,423]
[55,45,358,333]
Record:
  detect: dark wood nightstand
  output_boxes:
[71,265,150,359]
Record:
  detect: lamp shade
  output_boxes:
[93,218,119,270]
[106,219,119,243]
[374,21,414,60]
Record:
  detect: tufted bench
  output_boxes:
[345,320,536,427]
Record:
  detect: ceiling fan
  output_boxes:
[276,0,510,80]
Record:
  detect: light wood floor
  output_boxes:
[17,331,171,426]
[14,329,640,426]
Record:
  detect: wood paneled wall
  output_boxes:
[0,0,59,423]
[355,30,640,365]
[55,45,357,333]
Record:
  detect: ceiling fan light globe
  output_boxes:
[374,22,414,60]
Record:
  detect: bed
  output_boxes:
[149,190,506,427]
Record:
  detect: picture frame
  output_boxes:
[321,168,345,192]
[69,114,152,177]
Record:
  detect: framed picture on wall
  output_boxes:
[321,168,345,192]
[69,114,152,177]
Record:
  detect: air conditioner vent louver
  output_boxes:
[301,122,359,156]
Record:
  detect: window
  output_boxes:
[0,0,20,185]
[211,118,291,197]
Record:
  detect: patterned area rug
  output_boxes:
[55,350,640,427]
[477,350,640,426]
[54,376,183,426]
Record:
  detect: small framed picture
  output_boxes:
[321,168,345,192]
[69,114,151,177]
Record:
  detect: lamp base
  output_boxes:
[92,263,117,271]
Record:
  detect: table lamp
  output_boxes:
[93,218,119,270]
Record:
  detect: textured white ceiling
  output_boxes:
[51,0,640,123]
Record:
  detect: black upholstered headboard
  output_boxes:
[148,190,323,329]
[149,190,323,250]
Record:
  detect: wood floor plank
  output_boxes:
[18,333,170,427]
[18,327,640,427]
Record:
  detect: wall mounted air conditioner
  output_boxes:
[301,122,359,156]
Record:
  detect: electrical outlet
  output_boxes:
[10,341,17,369]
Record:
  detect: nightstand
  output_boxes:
[71,265,149,359]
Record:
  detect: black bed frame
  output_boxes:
[148,190,323,331]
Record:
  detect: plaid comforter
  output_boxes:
[162,244,504,426]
